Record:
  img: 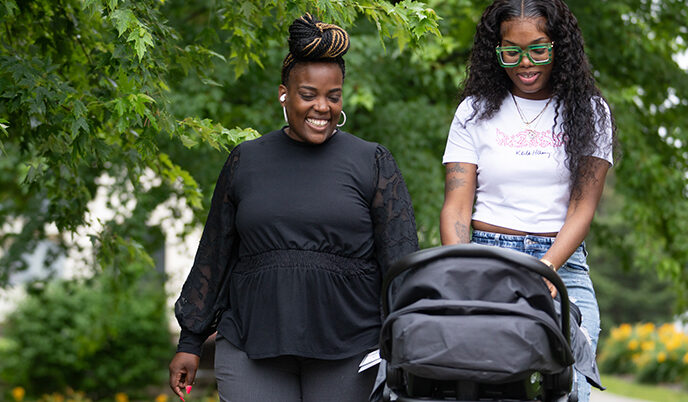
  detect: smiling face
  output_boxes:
[500,17,554,100]
[279,61,343,144]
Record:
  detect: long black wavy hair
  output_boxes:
[461,0,616,198]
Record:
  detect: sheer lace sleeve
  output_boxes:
[371,145,419,275]
[174,147,240,356]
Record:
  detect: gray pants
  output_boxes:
[215,336,377,402]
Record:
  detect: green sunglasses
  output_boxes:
[495,42,554,67]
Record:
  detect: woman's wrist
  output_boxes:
[540,258,558,272]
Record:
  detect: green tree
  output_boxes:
[0,2,439,394]
[333,0,688,315]
[2,0,687,320]
[355,0,688,312]
[575,0,688,311]
[0,0,439,281]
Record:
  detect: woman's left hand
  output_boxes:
[540,258,558,298]
[543,277,558,298]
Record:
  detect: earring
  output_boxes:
[280,94,288,124]
[337,110,347,127]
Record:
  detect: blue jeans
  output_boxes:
[471,230,600,402]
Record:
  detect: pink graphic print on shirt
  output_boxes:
[496,128,565,148]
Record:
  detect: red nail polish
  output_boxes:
[180,397,185,402]
[186,385,193,394]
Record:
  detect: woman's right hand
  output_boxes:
[169,352,200,400]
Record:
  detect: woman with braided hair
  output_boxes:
[169,13,418,402]
[440,0,616,400]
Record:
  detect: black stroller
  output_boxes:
[377,244,602,402]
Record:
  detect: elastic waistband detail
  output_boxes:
[235,249,376,276]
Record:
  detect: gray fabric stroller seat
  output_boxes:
[376,244,602,402]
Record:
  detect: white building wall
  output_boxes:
[0,172,200,336]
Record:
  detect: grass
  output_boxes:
[600,374,688,402]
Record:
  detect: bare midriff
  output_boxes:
[472,220,558,238]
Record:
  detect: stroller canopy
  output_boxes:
[380,244,574,384]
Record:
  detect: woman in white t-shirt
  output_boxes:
[440,0,616,401]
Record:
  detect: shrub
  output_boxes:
[598,322,688,385]
[597,323,637,374]
[0,261,174,399]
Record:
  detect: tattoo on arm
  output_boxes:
[447,164,466,174]
[446,164,467,192]
[446,176,466,192]
[454,221,470,243]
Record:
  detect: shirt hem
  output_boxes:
[218,327,378,361]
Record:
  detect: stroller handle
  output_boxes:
[382,244,570,344]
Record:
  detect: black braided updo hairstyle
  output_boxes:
[461,0,616,198]
[281,13,350,85]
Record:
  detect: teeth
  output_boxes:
[307,118,328,127]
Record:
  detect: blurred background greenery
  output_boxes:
[1,0,687,399]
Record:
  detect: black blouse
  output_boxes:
[175,128,418,359]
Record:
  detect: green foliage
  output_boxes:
[588,182,678,329]
[0,0,439,283]
[336,0,688,316]
[359,0,688,314]
[0,251,173,399]
[591,256,678,329]
[574,0,688,305]
[0,3,440,394]
[599,323,688,386]
[0,0,687,326]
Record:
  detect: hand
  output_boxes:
[543,278,558,299]
[540,259,558,298]
[169,352,200,400]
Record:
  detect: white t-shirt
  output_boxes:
[442,95,613,233]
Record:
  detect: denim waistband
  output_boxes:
[471,230,587,256]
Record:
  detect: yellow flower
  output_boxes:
[659,323,675,333]
[665,335,682,352]
[611,325,631,341]
[634,353,651,368]
[658,323,678,342]
[683,353,688,364]
[657,352,667,363]
[44,394,64,402]
[115,393,129,402]
[610,328,621,341]
[640,340,655,352]
[628,339,639,350]
[155,394,169,402]
[11,387,25,402]
[637,322,655,338]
